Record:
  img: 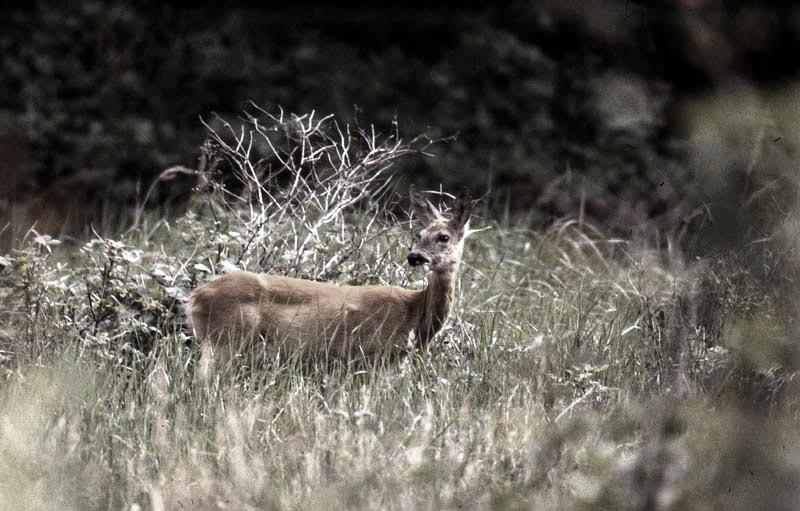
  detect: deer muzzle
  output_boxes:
[407,252,429,266]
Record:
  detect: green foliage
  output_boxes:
[3,2,689,236]
[1,109,798,510]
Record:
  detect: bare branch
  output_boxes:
[193,105,444,278]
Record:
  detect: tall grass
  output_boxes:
[1,107,799,510]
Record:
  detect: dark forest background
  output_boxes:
[3,1,800,253]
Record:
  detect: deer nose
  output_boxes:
[407,252,429,266]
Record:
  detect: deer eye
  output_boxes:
[438,234,450,243]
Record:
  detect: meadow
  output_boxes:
[1,108,799,511]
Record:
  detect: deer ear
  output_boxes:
[409,185,441,225]
[451,187,472,230]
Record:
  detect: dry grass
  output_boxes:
[2,106,799,510]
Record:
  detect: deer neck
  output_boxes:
[416,264,459,350]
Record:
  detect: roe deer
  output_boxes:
[187,185,473,374]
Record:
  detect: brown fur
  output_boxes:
[187,185,472,373]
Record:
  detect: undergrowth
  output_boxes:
[1,108,799,511]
